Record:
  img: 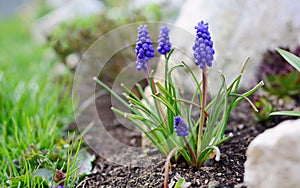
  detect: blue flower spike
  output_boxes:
[157,26,171,55]
[174,116,189,136]
[192,21,215,69]
[135,25,155,71]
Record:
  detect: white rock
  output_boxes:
[171,0,300,94]
[244,119,300,188]
[32,0,104,43]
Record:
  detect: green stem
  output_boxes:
[197,66,208,158]
[164,54,168,90]
[145,62,157,93]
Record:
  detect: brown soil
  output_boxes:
[74,91,297,188]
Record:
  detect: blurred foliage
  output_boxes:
[34,0,54,18]
[268,48,300,118]
[253,46,300,123]
[47,6,163,83]
[102,0,178,21]
[45,0,185,83]
[253,95,274,123]
[258,46,300,97]
[48,14,138,62]
[47,6,158,61]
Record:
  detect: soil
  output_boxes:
[74,91,298,188]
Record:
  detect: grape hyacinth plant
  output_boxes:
[135,25,155,72]
[174,116,196,164]
[174,116,189,136]
[193,21,215,69]
[157,26,172,55]
[94,21,264,184]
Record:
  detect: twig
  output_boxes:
[164,147,181,188]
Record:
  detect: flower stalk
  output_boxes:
[183,136,197,165]
[192,21,214,159]
[197,66,208,157]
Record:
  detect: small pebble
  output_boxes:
[129,138,136,145]
[238,124,244,130]
[208,180,220,188]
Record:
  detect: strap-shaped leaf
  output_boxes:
[270,111,300,117]
[276,48,300,72]
[151,93,176,115]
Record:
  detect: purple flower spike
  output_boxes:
[135,25,155,71]
[157,26,171,55]
[174,116,189,136]
[192,21,215,69]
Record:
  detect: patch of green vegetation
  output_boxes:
[0,17,85,187]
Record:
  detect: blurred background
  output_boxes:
[1,0,299,92]
[0,0,184,81]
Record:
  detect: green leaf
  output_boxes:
[230,81,264,112]
[229,93,258,112]
[165,48,175,90]
[156,82,174,99]
[269,111,300,117]
[120,83,141,101]
[94,77,132,110]
[174,178,191,188]
[9,175,48,187]
[226,57,249,94]
[180,61,201,94]
[151,93,176,115]
[112,107,169,155]
[201,73,227,151]
[136,83,151,106]
[276,48,300,72]
[75,149,95,177]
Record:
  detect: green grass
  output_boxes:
[0,17,79,187]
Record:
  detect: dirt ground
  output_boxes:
[73,87,298,187]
